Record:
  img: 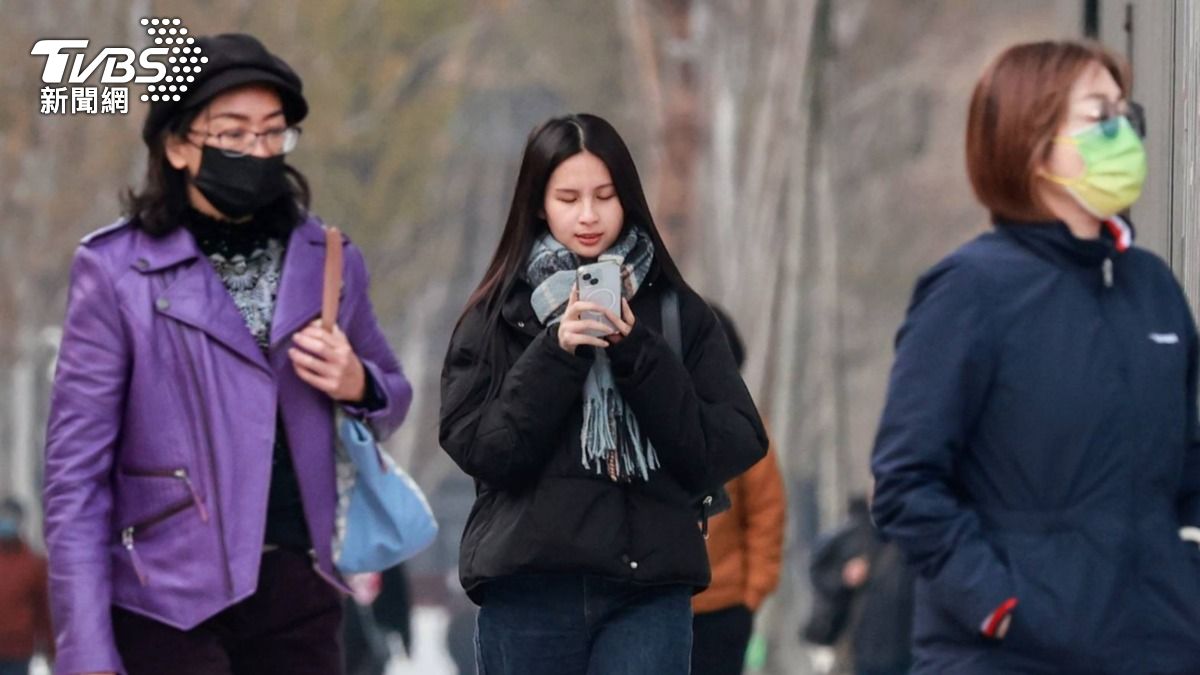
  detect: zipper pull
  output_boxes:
[701,495,712,540]
[174,469,209,522]
[1102,258,1113,288]
[122,527,149,586]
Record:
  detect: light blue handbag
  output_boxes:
[322,225,437,574]
[332,412,438,574]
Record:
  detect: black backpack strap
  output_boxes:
[659,287,732,533]
[660,287,683,358]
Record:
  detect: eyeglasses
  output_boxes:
[1096,100,1146,139]
[187,126,302,158]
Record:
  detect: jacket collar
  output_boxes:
[993,215,1134,269]
[129,224,200,272]
[138,229,271,372]
[129,215,334,373]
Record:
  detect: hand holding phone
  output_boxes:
[557,261,637,354]
[576,260,622,337]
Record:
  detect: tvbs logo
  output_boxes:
[31,17,204,112]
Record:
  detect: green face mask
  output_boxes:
[1044,115,1147,218]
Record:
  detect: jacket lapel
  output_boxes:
[137,227,273,373]
[270,219,336,350]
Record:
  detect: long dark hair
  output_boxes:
[122,105,311,237]
[460,113,690,396]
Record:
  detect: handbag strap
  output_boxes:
[322,226,343,331]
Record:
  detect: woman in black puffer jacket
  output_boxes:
[439,113,767,675]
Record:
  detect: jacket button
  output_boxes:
[155,298,170,311]
[629,561,639,570]
[517,320,526,328]
[136,258,149,270]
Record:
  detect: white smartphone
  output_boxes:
[576,260,622,337]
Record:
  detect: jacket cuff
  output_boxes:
[340,358,389,419]
[744,591,766,612]
[606,320,663,375]
[540,325,597,372]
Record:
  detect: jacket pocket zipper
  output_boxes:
[122,467,209,523]
[119,498,195,587]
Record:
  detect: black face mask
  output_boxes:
[192,145,289,219]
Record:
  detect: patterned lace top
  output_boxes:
[184,207,284,350]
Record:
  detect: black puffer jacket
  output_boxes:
[440,265,768,601]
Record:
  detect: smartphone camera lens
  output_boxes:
[590,278,599,285]
[582,273,592,281]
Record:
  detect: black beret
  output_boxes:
[141,33,308,144]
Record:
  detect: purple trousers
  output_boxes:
[113,548,343,675]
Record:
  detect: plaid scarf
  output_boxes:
[522,227,660,482]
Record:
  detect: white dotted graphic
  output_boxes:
[138,17,202,106]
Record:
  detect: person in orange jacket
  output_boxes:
[692,307,787,675]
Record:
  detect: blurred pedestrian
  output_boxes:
[343,574,390,675]
[691,306,786,675]
[805,497,913,675]
[371,563,413,658]
[0,498,53,675]
[439,113,768,674]
[42,33,412,675]
[872,40,1200,673]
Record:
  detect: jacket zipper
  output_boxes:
[179,347,236,597]
[120,498,194,586]
[122,467,209,523]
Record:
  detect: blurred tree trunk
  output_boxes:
[618,2,827,671]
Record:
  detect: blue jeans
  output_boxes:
[475,574,693,675]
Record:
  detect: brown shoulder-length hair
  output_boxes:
[965,40,1130,222]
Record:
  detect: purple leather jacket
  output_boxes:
[42,216,412,674]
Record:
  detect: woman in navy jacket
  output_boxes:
[872,41,1200,674]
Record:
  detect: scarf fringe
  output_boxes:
[580,381,661,483]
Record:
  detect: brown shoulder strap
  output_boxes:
[322,226,343,331]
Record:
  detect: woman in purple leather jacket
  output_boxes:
[42,34,412,675]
